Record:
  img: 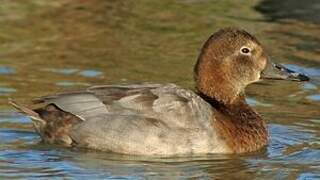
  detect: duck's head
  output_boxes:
[194,27,309,104]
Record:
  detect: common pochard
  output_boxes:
[10,27,309,156]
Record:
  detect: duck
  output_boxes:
[9,27,309,156]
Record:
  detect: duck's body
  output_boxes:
[10,28,308,155]
[16,83,266,155]
[30,83,232,155]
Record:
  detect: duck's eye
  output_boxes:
[240,47,251,54]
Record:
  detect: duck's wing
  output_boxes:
[31,83,215,154]
[34,83,212,126]
[33,83,163,121]
[33,84,169,122]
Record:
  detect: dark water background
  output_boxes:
[0,0,319,179]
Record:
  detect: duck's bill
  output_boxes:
[260,60,309,81]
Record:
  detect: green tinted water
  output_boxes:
[0,0,319,179]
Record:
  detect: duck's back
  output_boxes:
[14,83,230,155]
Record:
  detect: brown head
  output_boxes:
[194,27,309,104]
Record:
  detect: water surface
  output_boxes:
[0,0,319,179]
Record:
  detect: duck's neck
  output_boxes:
[198,92,268,153]
[194,62,244,105]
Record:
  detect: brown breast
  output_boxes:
[212,101,268,153]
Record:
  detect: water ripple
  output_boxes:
[45,68,103,78]
[0,66,15,75]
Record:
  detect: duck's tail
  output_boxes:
[9,98,82,146]
[8,99,46,133]
[9,99,45,123]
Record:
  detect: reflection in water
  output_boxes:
[44,68,78,75]
[0,66,15,74]
[246,97,273,107]
[255,0,320,24]
[303,83,317,90]
[44,68,103,77]
[79,70,103,77]
[0,87,16,95]
[306,94,320,101]
[0,0,319,179]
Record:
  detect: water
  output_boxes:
[0,0,319,179]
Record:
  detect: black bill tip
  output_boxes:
[261,61,310,82]
[290,72,310,81]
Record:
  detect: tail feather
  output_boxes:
[8,98,46,125]
[9,98,82,146]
